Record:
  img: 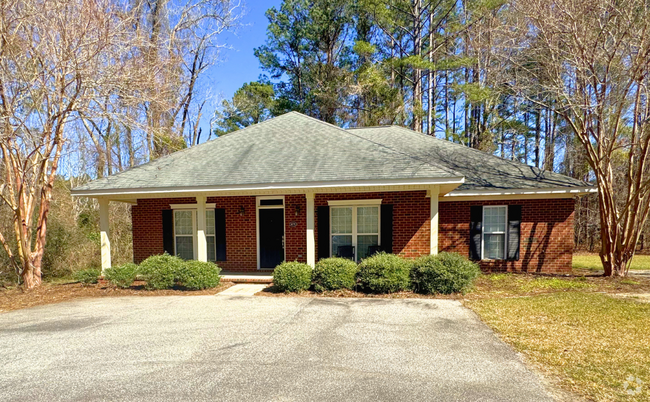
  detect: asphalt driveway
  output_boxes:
[0,294,553,401]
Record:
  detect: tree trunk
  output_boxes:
[534,106,541,168]
[427,11,434,135]
[412,0,422,132]
[21,258,43,289]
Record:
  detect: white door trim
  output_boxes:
[256,196,286,270]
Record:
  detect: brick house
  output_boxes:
[72,112,595,273]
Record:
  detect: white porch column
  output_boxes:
[429,186,440,255]
[306,192,316,267]
[99,198,111,272]
[196,195,208,262]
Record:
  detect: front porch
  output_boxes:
[98,186,444,273]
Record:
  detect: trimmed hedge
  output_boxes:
[273,262,312,293]
[356,252,412,293]
[177,260,221,290]
[104,263,138,288]
[137,254,184,290]
[312,257,358,292]
[74,268,101,284]
[411,252,481,294]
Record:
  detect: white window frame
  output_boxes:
[329,202,381,262]
[171,204,217,261]
[481,205,508,260]
[173,209,197,260]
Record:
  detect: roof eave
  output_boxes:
[441,186,597,202]
[70,176,466,198]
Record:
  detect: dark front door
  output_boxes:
[259,208,284,268]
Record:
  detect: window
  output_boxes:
[174,210,194,260]
[206,210,216,262]
[259,198,284,206]
[173,209,217,261]
[482,206,507,260]
[330,205,380,262]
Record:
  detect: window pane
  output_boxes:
[484,207,506,233]
[357,207,379,234]
[174,210,193,235]
[260,199,283,206]
[206,210,215,236]
[207,235,216,262]
[332,235,352,257]
[484,234,505,259]
[176,236,194,260]
[331,207,352,234]
[357,235,379,261]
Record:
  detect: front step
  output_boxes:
[218,284,269,296]
[220,271,273,284]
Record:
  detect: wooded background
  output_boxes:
[2,0,650,285]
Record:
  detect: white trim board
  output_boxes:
[170,203,216,209]
[328,199,382,206]
[440,186,597,202]
[70,177,466,197]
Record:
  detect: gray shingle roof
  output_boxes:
[72,112,590,195]
[347,125,589,192]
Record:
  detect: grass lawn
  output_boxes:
[466,274,650,401]
[573,253,650,271]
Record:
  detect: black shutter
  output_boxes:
[162,209,174,255]
[469,206,482,260]
[215,208,227,261]
[380,204,393,253]
[507,205,522,261]
[317,206,330,259]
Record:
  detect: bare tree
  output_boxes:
[0,0,152,288]
[511,0,650,276]
[132,0,242,158]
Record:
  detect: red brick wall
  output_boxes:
[285,194,307,263]
[439,198,575,273]
[132,196,258,270]
[132,193,574,274]
[132,197,195,263]
[132,195,304,271]
[207,196,257,271]
[315,191,430,259]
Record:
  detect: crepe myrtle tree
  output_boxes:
[0,0,154,288]
[510,0,650,276]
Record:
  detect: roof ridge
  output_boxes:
[285,114,462,176]
[382,125,574,180]
[342,127,462,178]
[346,125,393,130]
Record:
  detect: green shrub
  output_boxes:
[104,263,138,288]
[411,252,481,294]
[177,260,221,290]
[73,268,101,285]
[137,254,184,290]
[356,252,412,293]
[312,257,358,292]
[273,262,312,292]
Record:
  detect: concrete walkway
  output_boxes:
[0,296,553,402]
[217,284,268,296]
